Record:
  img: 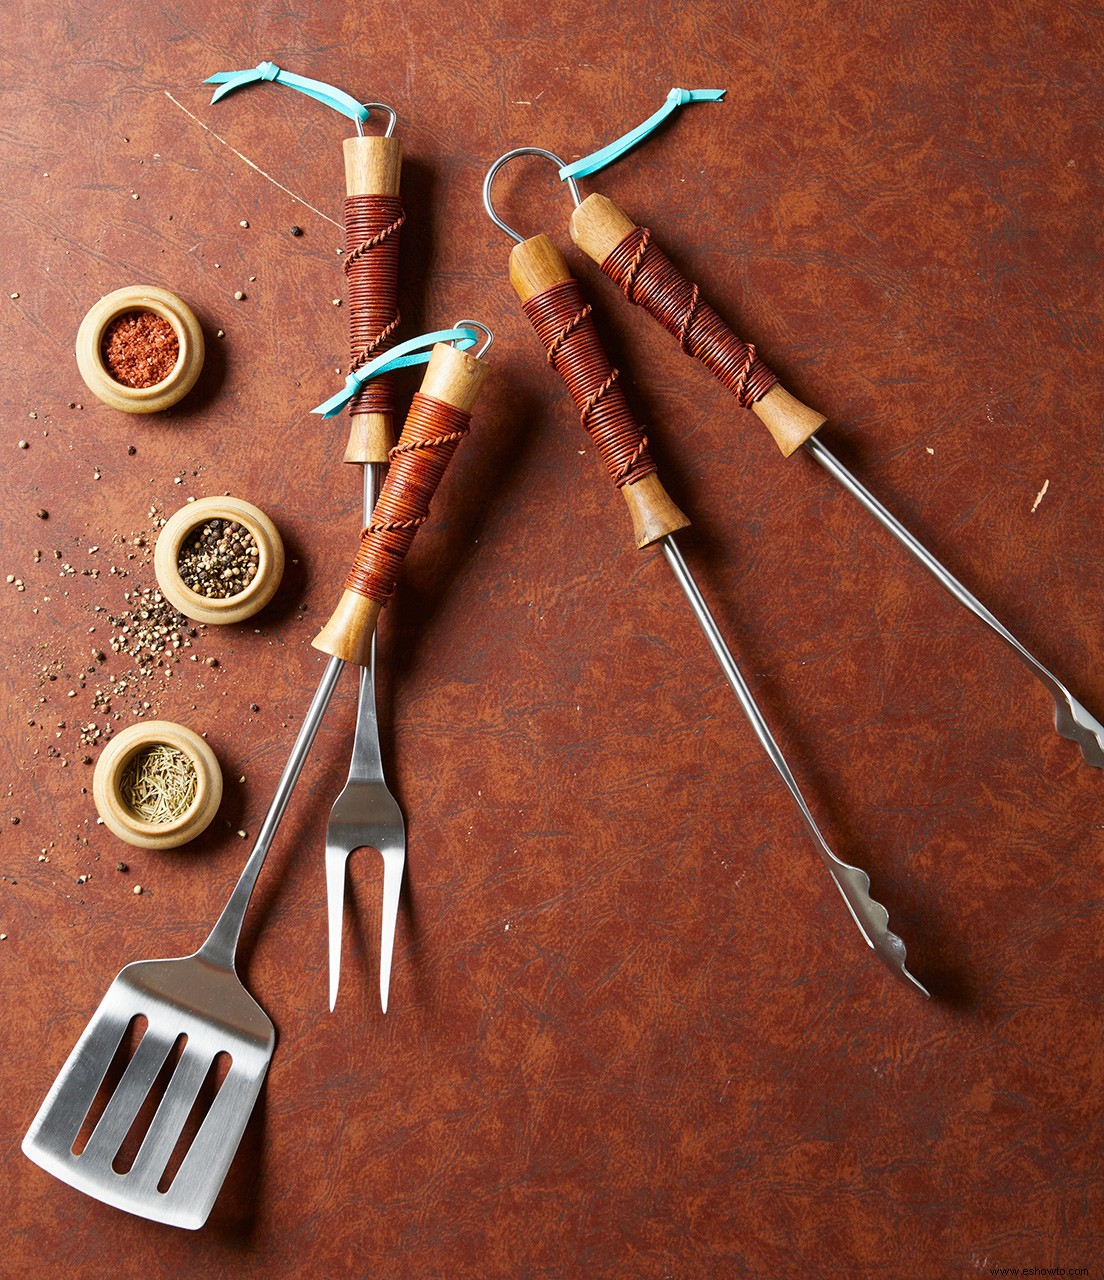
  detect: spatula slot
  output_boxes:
[157,1051,233,1194]
[112,1033,188,1175]
[70,1014,148,1157]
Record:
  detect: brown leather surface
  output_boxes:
[2,4,1102,1277]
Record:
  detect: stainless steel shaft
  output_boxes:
[804,435,1104,767]
[201,655,344,967]
[661,534,928,996]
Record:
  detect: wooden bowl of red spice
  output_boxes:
[76,284,205,413]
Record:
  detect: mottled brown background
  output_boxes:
[1,1,1102,1277]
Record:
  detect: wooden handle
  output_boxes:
[312,591,383,666]
[343,135,402,198]
[569,193,637,268]
[750,386,828,458]
[417,341,490,414]
[344,135,404,465]
[509,233,573,302]
[570,193,827,458]
[510,235,689,549]
[313,343,489,665]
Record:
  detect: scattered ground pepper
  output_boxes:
[177,520,258,599]
[102,311,179,388]
[108,584,194,675]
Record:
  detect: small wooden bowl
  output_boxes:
[76,285,205,413]
[154,496,285,626]
[93,721,222,851]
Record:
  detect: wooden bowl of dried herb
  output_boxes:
[93,721,222,850]
[76,284,205,413]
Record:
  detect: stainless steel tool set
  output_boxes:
[21,77,1100,1231]
[22,338,491,1227]
[483,140,1103,997]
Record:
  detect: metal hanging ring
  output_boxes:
[356,101,398,139]
[451,320,494,359]
[482,147,581,244]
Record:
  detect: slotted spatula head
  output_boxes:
[22,951,275,1230]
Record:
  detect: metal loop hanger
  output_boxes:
[451,319,494,358]
[482,147,581,243]
[357,101,397,139]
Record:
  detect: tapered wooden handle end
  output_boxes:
[751,385,827,456]
[312,591,383,664]
[509,234,573,303]
[621,473,690,548]
[420,342,490,412]
[569,193,637,266]
[344,413,395,464]
[343,136,402,197]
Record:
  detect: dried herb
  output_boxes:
[120,744,197,824]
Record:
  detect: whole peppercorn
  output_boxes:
[176,519,260,599]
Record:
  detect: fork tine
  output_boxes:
[378,846,404,1013]
[80,1028,177,1170]
[326,844,349,1012]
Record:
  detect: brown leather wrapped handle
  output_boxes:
[343,135,404,464]
[313,342,490,664]
[509,233,688,549]
[569,193,827,458]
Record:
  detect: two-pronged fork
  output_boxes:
[325,464,406,1013]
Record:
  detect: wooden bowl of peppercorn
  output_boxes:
[76,284,205,413]
[154,496,285,626]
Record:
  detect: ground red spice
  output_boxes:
[102,311,180,388]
